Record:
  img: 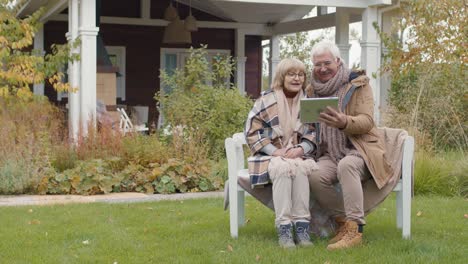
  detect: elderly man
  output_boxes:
[306,41,394,250]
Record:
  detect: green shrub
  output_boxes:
[157,45,253,160]
[384,65,467,151]
[122,134,168,166]
[0,158,38,194]
[51,145,78,172]
[414,150,467,197]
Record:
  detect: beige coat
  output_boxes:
[307,74,393,189]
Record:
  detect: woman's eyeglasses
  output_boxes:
[286,72,305,78]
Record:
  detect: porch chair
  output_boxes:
[224,132,414,239]
[117,108,149,135]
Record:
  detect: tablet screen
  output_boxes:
[300,97,339,123]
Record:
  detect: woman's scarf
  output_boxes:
[275,88,303,149]
[310,63,354,162]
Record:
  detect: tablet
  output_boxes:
[300,97,339,123]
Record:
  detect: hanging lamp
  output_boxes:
[163,1,178,21]
[163,17,192,44]
[185,0,198,32]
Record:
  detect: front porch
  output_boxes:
[18,0,400,138]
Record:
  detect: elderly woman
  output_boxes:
[244,58,317,248]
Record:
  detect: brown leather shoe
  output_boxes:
[327,221,362,250]
[329,216,346,244]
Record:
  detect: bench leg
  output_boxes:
[402,181,411,239]
[229,183,239,238]
[230,184,246,238]
[238,189,245,227]
[396,190,403,229]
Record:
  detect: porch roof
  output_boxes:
[18,0,392,28]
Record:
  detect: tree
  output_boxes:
[280,31,323,74]
[377,0,467,151]
[0,0,76,100]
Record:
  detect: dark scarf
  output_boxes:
[310,63,356,162]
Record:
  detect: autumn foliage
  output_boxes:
[378,0,467,151]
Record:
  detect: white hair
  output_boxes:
[311,40,341,62]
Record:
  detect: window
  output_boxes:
[106,46,126,101]
[160,48,230,94]
[57,46,126,102]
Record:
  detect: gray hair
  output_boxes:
[311,40,341,62]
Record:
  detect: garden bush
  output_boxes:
[0,96,223,195]
[0,97,65,194]
[414,150,468,197]
[157,45,253,160]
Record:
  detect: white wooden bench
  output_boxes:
[225,132,414,239]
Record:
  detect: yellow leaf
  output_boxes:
[464,214,468,219]
[227,244,233,252]
[416,211,422,217]
[256,255,261,262]
[28,219,41,225]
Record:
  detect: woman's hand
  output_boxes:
[273,146,304,159]
[272,148,288,157]
[318,106,348,129]
[284,146,304,159]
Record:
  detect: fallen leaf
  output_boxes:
[28,209,33,213]
[255,255,261,261]
[416,211,422,217]
[245,218,251,224]
[145,207,154,210]
[28,219,41,225]
[82,240,90,245]
[464,214,468,219]
[227,244,233,252]
[324,262,331,264]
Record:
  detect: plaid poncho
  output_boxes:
[244,89,316,188]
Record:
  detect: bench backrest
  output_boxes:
[226,131,414,181]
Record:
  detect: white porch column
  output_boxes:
[361,7,381,124]
[235,29,246,94]
[68,0,80,141]
[33,27,44,95]
[79,0,98,133]
[335,7,351,65]
[268,35,280,87]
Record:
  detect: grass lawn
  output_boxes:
[0,195,466,263]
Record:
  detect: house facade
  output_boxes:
[17,0,401,138]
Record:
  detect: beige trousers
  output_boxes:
[268,157,315,226]
[308,155,371,225]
